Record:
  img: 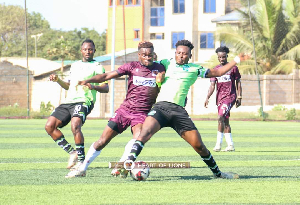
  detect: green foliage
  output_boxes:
[272,104,287,111]
[215,0,300,74]
[39,101,54,116]
[0,105,27,117]
[285,108,297,120]
[257,107,268,120]
[0,4,106,59]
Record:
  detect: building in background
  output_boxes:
[106,0,242,62]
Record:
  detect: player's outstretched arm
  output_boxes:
[49,74,70,90]
[86,83,109,93]
[78,70,120,86]
[206,53,247,78]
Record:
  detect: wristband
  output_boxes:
[156,82,162,88]
[234,56,240,64]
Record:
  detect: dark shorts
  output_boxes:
[147,101,197,136]
[51,102,94,128]
[107,107,147,133]
[217,99,235,118]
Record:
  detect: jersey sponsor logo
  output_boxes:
[152,70,159,76]
[217,75,231,83]
[133,76,156,87]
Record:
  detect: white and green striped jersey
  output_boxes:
[156,59,208,107]
[62,60,106,106]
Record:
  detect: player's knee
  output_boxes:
[45,122,54,134]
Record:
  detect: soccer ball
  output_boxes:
[130,161,150,181]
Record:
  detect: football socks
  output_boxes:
[55,135,75,154]
[128,140,144,161]
[80,143,101,171]
[201,152,222,177]
[75,143,85,162]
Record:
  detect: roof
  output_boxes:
[94,48,138,62]
[211,6,255,23]
[211,10,243,23]
[0,57,63,77]
[0,48,138,77]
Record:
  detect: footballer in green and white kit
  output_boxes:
[148,58,209,135]
[45,39,109,170]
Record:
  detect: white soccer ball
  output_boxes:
[130,161,150,181]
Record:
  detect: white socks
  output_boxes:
[80,143,101,171]
[216,131,223,147]
[119,139,136,162]
[224,133,234,146]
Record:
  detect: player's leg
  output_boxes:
[45,105,77,169]
[127,115,162,162]
[181,130,238,179]
[221,101,235,152]
[65,125,119,178]
[69,102,95,167]
[214,103,226,152]
[223,117,235,151]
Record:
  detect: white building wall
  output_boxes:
[148,0,226,62]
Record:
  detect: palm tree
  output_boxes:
[215,0,300,74]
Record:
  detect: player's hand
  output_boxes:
[236,98,242,108]
[204,99,209,108]
[156,72,165,83]
[78,80,88,86]
[85,83,94,90]
[49,74,58,82]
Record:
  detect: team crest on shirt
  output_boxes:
[152,70,159,76]
[182,64,190,71]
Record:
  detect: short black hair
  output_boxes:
[175,40,194,51]
[81,39,95,48]
[215,46,230,54]
[138,41,154,50]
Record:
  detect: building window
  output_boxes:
[204,0,216,13]
[134,29,140,39]
[135,0,141,5]
[151,0,165,26]
[150,33,165,39]
[127,0,133,5]
[172,32,185,48]
[200,33,214,48]
[151,0,164,6]
[174,0,185,13]
[119,0,124,5]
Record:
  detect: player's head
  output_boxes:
[216,46,229,65]
[81,39,96,62]
[138,41,154,67]
[175,40,193,65]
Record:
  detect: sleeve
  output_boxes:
[117,63,131,76]
[159,59,170,71]
[97,64,108,85]
[197,65,209,78]
[234,66,241,80]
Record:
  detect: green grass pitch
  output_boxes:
[0,119,299,204]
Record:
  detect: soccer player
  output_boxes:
[45,39,109,170]
[204,46,242,152]
[65,41,165,178]
[123,40,246,179]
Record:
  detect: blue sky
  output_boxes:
[0,0,108,33]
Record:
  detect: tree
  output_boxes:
[215,0,300,74]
